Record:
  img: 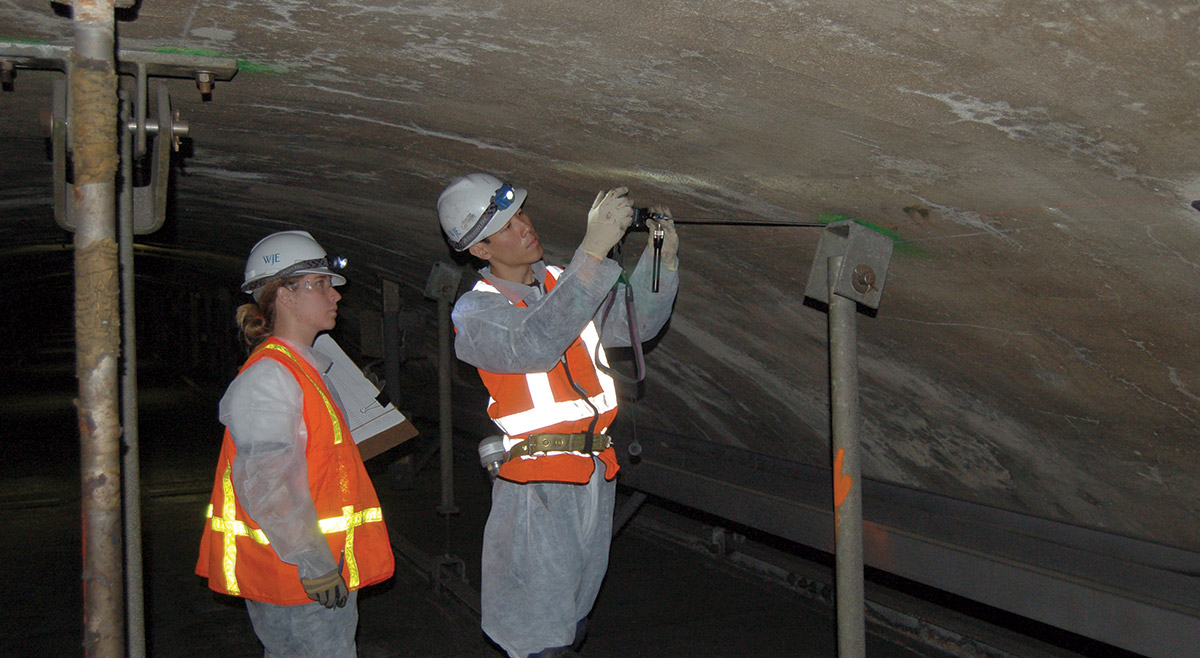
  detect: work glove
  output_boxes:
[580,186,634,261]
[644,206,678,271]
[301,568,349,609]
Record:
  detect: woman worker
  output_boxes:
[196,230,394,657]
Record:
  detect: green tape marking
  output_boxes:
[816,212,925,257]
[152,47,287,74]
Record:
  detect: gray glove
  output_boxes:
[645,206,678,271]
[301,568,349,608]
[580,186,634,260]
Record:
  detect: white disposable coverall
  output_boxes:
[218,336,356,658]
[452,246,678,657]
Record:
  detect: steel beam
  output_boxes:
[0,41,238,85]
[613,432,1200,658]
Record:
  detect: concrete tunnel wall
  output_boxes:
[2,0,1200,561]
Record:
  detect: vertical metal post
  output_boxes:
[436,295,458,515]
[119,90,146,658]
[72,1,124,656]
[382,279,402,409]
[828,255,865,658]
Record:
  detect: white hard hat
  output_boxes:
[437,173,527,251]
[241,230,347,297]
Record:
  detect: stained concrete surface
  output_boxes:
[3,0,1200,559]
[1,379,996,658]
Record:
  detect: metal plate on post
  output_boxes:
[423,261,463,302]
[803,220,894,309]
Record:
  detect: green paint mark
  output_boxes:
[154,47,229,58]
[235,60,289,74]
[816,212,925,257]
[0,38,52,45]
[152,47,287,74]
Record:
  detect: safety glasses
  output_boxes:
[287,275,336,294]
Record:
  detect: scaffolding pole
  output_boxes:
[72,1,124,656]
[828,255,864,658]
[802,221,894,658]
[119,89,146,658]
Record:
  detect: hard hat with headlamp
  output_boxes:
[241,230,347,300]
[437,173,528,251]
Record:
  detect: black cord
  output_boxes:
[561,355,600,455]
[595,280,645,386]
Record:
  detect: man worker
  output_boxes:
[437,173,680,658]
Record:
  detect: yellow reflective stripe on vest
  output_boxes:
[207,505,271,545]
[220,462,244,595]
[205,496,385,591]
[317,504,384,587]
[261,342,344,445]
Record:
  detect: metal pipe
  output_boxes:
[118,89,146,658]
[382,279,402,411]
[436,296,458,515]
[134,62,146,158]
[828,255,865,658]
[72,1,124,656]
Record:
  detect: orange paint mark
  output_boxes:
[834,449,853,507]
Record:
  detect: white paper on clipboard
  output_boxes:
[313,334,416,458]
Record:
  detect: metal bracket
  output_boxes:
[803,220,894,310]
[2,42,236,234]
[51,79,185,234]
[430,553,467,592]
[130,82,183,234]
[0,42,238,92]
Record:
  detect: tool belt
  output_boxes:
[507,433,612,460]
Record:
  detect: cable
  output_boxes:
[595,280,645,386]
[561,355,600,455]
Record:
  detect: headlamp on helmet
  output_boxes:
[241,230,347,299]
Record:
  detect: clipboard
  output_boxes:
[314,334,418,460]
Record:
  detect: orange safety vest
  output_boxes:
[195,338,394,605]
[472,266,621,484]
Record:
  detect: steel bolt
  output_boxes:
[851,265,876,294]
[195,71,214,95]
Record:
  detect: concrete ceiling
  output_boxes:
[3,1,1199,551]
